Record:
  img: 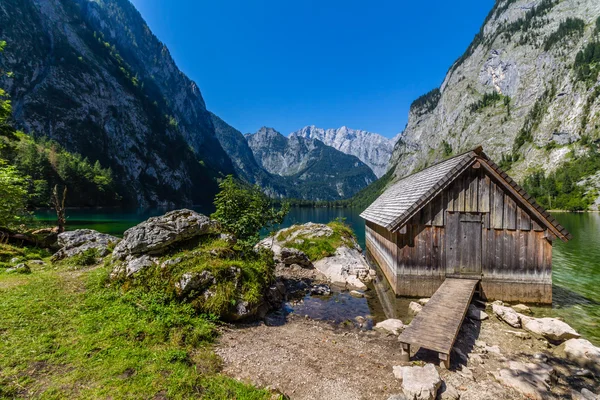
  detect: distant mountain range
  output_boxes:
[0,0,393,205]
[291,126,398,178]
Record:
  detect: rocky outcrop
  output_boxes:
[51,229,120,261]
[111,209,219,277]
[388,0,600,189]
[257,223,373,290]
[312,246,371,290]
[246,127,376,200]
[563,338,600,372]
[392,363,442,400]
[292,125,398,178]
[113,209,217,259]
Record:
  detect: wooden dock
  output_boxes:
[398,278,479,368]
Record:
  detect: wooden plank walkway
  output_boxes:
[398,278,479,368]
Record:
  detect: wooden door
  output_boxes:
[446,212,482,276]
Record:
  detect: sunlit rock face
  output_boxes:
[389,0,600,184]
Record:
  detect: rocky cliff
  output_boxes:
[246,127,377,200]
[291,125,397,178]
[389,0,600,185]
[0,0,234,207]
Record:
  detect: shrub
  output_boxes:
[212,175,289,246]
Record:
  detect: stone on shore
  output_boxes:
[563,338,600,371]
[312,246,370,289]
[492,304,521,328]
[6,263,31,274]
[408,301,423,316]
[512,304,532,314]
[393,363,441,400]
[418,298,430,306]
[467,304,488,321]
[51,229,120,261]
[522,317,580,342]
[374,319,405,335]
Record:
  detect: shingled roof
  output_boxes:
[360,147,571,242]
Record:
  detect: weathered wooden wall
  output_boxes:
[365,164,553,304]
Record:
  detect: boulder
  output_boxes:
[492,304,521,328]
[374,319,405,335]
[523,317,580,342]
[494,361,553,400]
[279,247,311,267]
[408,301,423,316]
[112,209,218,260]
[312,246,370,289]
[393,363,441,400]
[512,304,532,314]
[563,338,600,371]
[6,263,31,274]
[467,304,488,321]
[52,229,120,261]
[417,298,430,306]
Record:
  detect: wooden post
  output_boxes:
[439,353,450,369]
[400,343,410,362]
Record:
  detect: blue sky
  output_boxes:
[130,0,493,138]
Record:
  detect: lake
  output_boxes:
[35,207,600,344]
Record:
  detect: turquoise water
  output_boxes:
[34,207,600,343]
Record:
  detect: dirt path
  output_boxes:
[216,315,403,399]
[215,313,599,400]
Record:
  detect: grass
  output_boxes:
[114,236,275,318]
[0,246,275,399]
[0,243,51,269]
[277,220,357,261]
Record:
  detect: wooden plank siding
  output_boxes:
[365,164,553,303]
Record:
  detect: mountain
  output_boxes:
[389,0,600,190]
[0,0,234,207]
[209,113,294,198]
[246,127,377,200]
[291,125,397,178]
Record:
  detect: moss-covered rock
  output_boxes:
[109,210,281,321]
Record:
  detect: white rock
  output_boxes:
[563,338,600,371]
[313,246,370,290]
[374,319,405,335]
[349,290,364,298]
[523,317,580,342]
[467,304,488,321]
[408,301,423,316]
[512,304,532,314]
[418,298,430,306]
[492,304,521,328]
[486,345,501,354]
[494,361,553,400]
[393,363,441,400]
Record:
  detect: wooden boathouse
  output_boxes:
[361,146,571,305]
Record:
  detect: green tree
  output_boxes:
[212,175,289,246]
[0,160,29,229]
